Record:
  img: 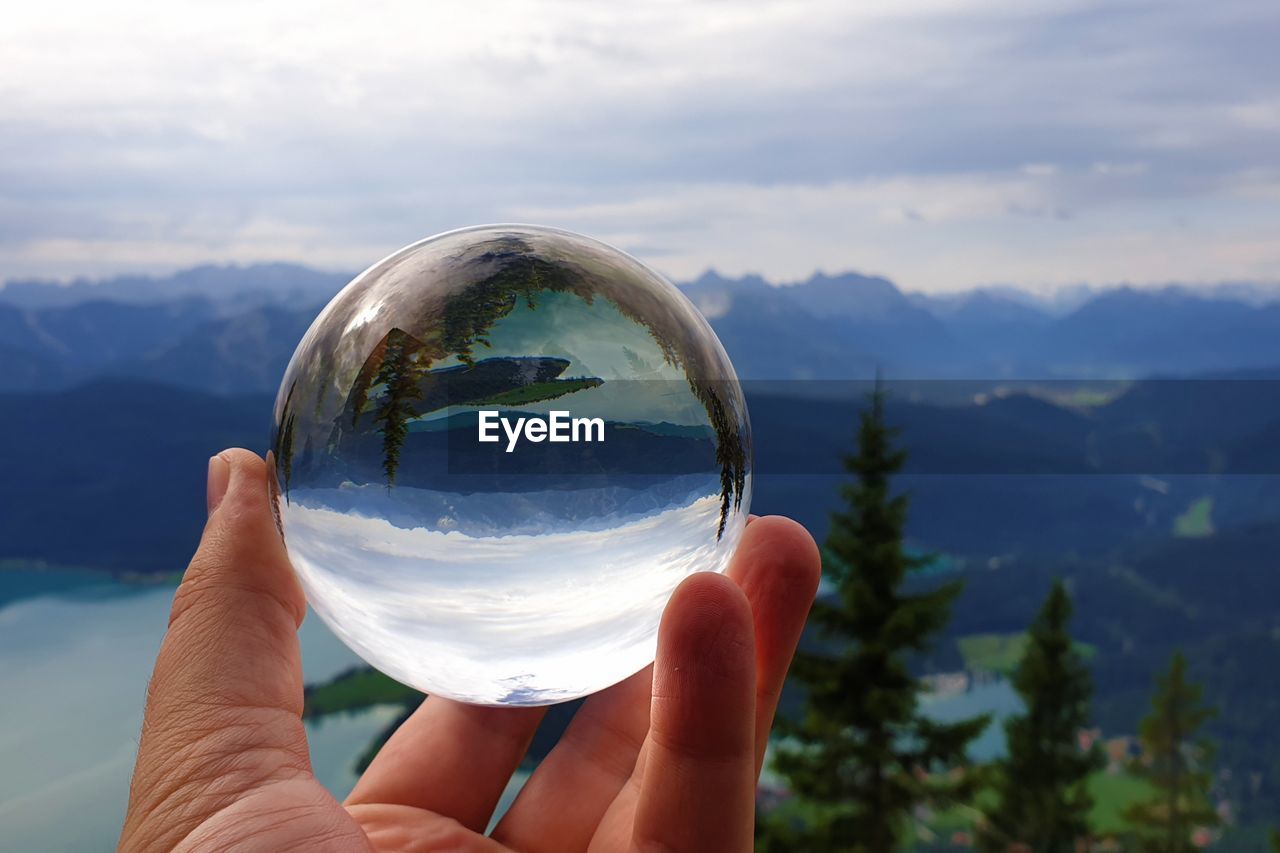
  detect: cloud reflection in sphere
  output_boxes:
[270,225,751,705]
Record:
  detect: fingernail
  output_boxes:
[207,455,231,515]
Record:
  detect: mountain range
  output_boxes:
[3,264,1280,393]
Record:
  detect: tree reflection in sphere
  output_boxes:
[270,225,752,705]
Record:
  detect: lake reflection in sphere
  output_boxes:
[270,225,751,705]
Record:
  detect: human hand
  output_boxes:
[119,449,820,852]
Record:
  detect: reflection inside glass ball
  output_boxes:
[270,225,751,705]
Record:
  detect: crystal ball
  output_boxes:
[270,225,752,705]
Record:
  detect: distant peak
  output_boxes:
[794,269,900,294]
[688,269,771,289]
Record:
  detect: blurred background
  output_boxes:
[2,1,1279,849]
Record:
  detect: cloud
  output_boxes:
[282,490,742,702]
[0,0,1277,290]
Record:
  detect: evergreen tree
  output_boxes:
[1124,652,1220,852]
[979,581,1103,852]
[762,386,989,851]
[279,411,296,502]
[372,329,424,487]
[273,380,298,502]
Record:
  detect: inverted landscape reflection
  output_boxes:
[271,225,752,704]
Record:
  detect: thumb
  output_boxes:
[122,449,312,848]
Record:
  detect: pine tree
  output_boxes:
[279,411,296,502]
[762,386,989,851]
[372,329,424,487]
[273,380,298,502]
[1124,652,1220,852]
[979,581,1103,852]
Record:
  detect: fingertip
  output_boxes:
[205,450,280,544]
[212,448,269,509]
[218,446,266,467]
[657,572,754,688]
[666,571,754,633]
[741,515,821,565]
[184,447,306,628]
[731,514,822,600]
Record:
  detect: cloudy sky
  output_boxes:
[2,0,1278,292]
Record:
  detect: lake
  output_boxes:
[0,568,399,850]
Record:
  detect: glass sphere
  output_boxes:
[270,225,752,705]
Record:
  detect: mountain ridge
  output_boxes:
[4,265,1280,391]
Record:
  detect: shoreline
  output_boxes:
[0,559,181,587]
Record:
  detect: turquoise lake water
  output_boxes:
[0,569,387,850]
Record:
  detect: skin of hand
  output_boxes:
[119,449,820,853]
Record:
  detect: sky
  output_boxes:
[2,0,1278,293]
